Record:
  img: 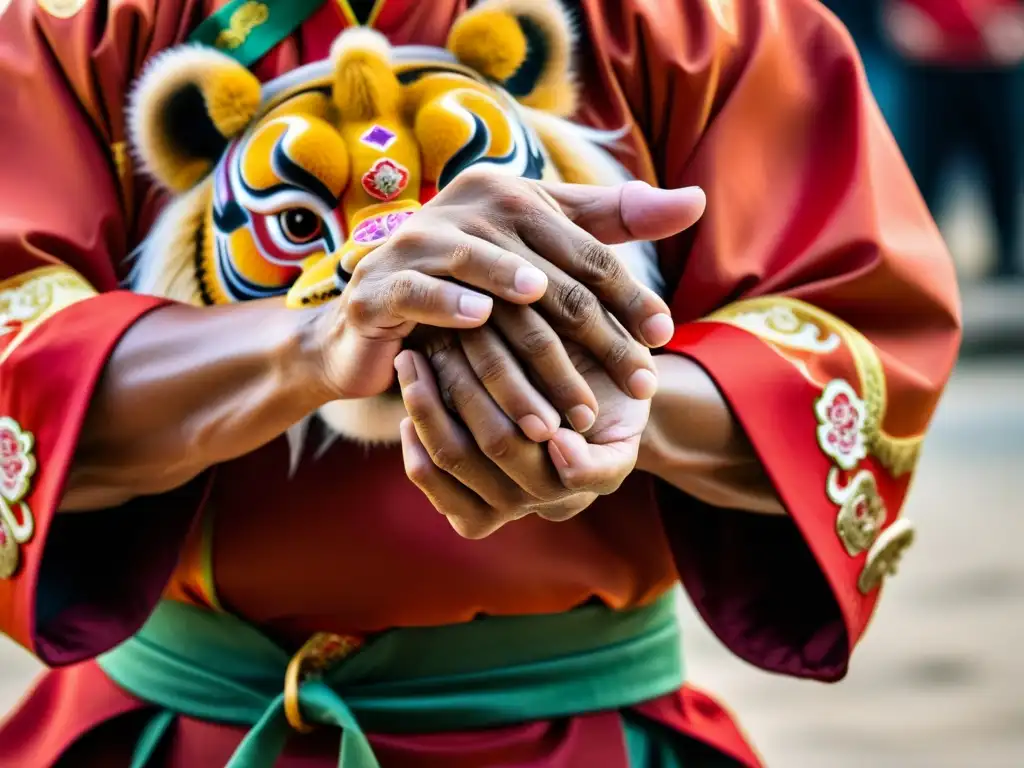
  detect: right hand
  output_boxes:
[309,168,706,434]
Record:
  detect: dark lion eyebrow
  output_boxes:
[238,140,341,213]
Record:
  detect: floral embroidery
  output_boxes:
[361,158,409,202]
[0,417,35,504]
[815,379,868,470]
[0,417,36,550]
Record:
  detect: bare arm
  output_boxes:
[637,354,784,515]
[61,300,328,511]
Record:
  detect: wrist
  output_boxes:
[272,301,338,410]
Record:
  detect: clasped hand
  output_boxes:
[311,168,705,537]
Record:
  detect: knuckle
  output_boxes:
[346,286,375,324]
[389,224,432,253]
[479,426,515,460]
[384,274,431,316]
[575,241,622,285]
[448,241,475,274]
[602,336,633,369]
[518,326,557,358]
[405,458,436,487]
[470,349,509,387]
[428,443,468,475]
[444,379,477,413]
[448,514,493,540]
[553,282,600,331]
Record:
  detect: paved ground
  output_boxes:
[1,358,1020,766]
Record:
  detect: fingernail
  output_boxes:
[640,313,674,347]
[394,352,417,386]
[549,441,569,470]
[517,414,550,442]
[458,293,493,321]
[627,369,658,399]
[513,266,547,296]
[566,405,596,433]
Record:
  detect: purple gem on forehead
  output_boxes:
[361,125,397,151]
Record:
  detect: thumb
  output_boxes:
[539,180,707,245]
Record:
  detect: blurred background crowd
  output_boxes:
[1,1,1022,766]
[824,0,1023,284]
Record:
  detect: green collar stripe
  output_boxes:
[189,0,328,68]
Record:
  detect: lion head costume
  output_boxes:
[126,0,662,453]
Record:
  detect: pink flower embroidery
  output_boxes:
[0,418,35,504]
[814,380,867,470]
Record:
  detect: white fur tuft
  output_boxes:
[127,45,243,188]
[317,396,407,446]
[126,183,209,304]
[330,27,393,64]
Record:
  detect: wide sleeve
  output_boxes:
[577,0,961,680]
[0,0,208,666]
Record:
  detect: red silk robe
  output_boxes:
[0,0,961,765]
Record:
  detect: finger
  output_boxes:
[396,349,530,509]
[490,302,598,432]
[547,428,639,496]
[458,325,562,442]
[532,492,598,523]
[345,270,493,331]
[378,222,548,304]
[422,340,566,501]
[539,272,659,400]
[539,180,707,247]
[400,418,505,540]
[516,202,676,349]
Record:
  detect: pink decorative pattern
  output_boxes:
[814,380,867,470]
[0,418,35,504]
[352,210,415,245]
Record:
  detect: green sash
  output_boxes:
[98,594,684,768]
[189,0,327,68]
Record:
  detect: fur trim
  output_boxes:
[128,45,261,192]
[127,182,210,304]
[317,395,407,446]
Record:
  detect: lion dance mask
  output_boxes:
[127,0,661,447]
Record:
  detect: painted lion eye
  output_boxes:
[278,208,323,244]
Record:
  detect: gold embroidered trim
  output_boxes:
[0,265,98,365]
[216,2,270,51]
[826,467,886,556]
[37,0,86,20]
[704,296,923,477]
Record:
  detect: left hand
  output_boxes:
[395,320,651,539]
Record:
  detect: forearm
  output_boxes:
[637,354,784,515]
[61,300,331,512]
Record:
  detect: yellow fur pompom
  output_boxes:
[331,28,401,122]
[447,10,528,82]
[203,67,262,139]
